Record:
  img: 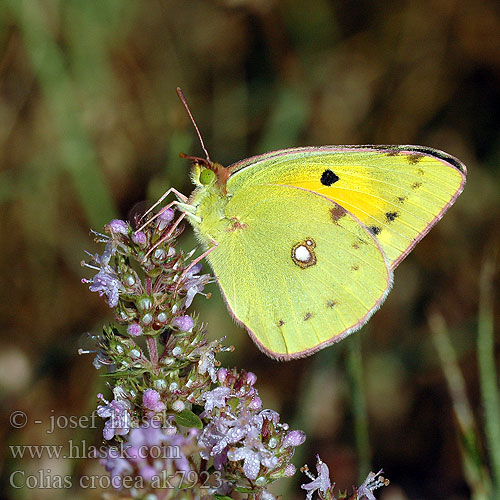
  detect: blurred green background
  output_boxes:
[1,1,499,499]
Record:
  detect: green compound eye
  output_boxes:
[200,168,216,185]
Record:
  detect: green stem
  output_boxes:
[478,255,500,497]
[346,334,371,481]
[430,313,491,500]
[147,337,159,370]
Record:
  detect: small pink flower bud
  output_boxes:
[246,371,257,386]
[159,208,175,222]
[143,389,162,411]
[173,315,194,332]
[217,368,228,383]
[127,323,143,337]
[284,464,296,477]
[249,396,262,410]
[172,400,185,412]
[132,231,147,245]
[282,430,306,448]
[108,219,129,235]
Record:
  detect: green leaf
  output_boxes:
[175,409,203,429]
[228,397,240,412]
[213,495,233,500]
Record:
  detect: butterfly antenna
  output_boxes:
[176,87,211,163]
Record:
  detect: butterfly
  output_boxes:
[148,89,466,360]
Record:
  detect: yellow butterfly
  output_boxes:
[148,90,466,360]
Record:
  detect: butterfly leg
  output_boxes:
[182,239,217,280]
[135,187,190,234]
[143,211,188,260]
[136,199,180,234]
[174,237,218,294]
[140,187,188,222]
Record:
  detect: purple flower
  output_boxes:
[356,469,389,500]
[87,269,123,307]
[82,243,124,308]
[198,342,218,382]
[249,396,262,411]
[198,406,265,459]
[301,456,332,500]
[227,445,262,480]
[173,314,194,331]
[213,447,228,471]
[226,428,279,480]
[92,349,112,370]
[217,368,229,383]
[107,219,129,235]
[139,465,156,482]
[101,423,196,491]
[97,395,131,440]
[128,422,165,448]
[128,424,192,474]
[101,454,132,484]
[82,242,125,308]
[142,389,166,412]
[202,387,231,412]
[181,263,212,308]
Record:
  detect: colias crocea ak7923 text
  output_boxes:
[146,89,466,360]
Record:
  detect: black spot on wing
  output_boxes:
[320,169,339,186]
[352,237,368,248]
[303,312,313,321]
[412,182,422,190]
[397,196,407,203]
[326,300,337,308]
[385,211,399,222]
[405,145,467,174]
[351,264,359,271]
[277,319,285,327]
[407,153,424,164]
[386,149,401,156]
[330,205,347,223]
[343,145,466,175]
[368,225,382,235]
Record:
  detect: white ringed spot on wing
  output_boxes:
[291,238,317,269]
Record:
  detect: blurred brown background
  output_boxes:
[1,1,499,499]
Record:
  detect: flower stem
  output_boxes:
[146,336,159,369]
[346,334,371,482]
[145,276,153,294]
[430,313,491,500]
[478,253,500,497]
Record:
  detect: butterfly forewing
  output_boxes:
[227,146,466,269]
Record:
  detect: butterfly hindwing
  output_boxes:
[227,146,466,269]
[204,183,392,359]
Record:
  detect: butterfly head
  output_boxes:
[191,159,230,194]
